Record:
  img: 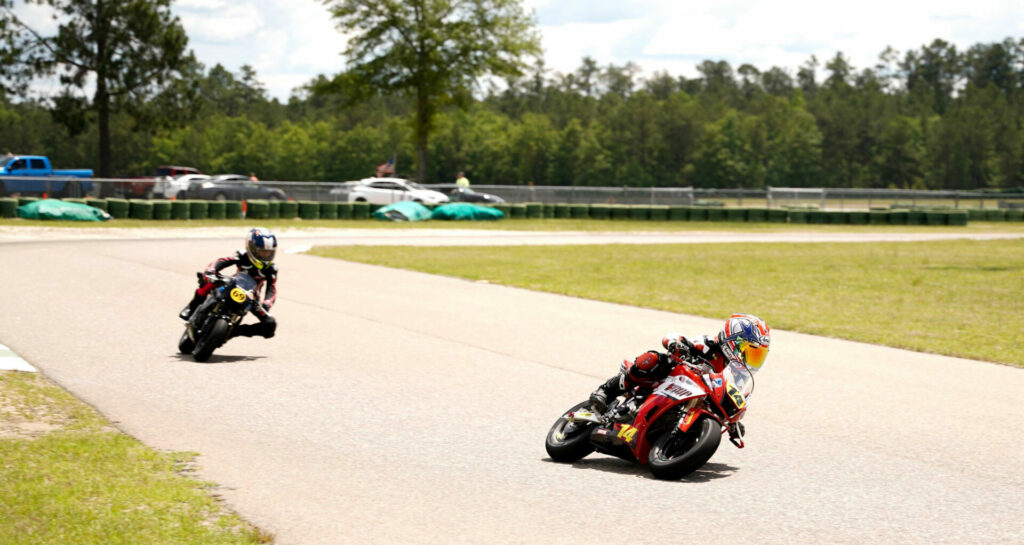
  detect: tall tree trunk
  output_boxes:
[95,0,113,195]
[416,90,428,183]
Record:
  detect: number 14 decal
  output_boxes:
[617,424,638,442]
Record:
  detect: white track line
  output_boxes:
[0,344,37,372]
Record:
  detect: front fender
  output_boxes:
[677,407,719,433]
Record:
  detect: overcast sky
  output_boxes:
[13,0,1024,101]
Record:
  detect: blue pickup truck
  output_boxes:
[0,155,94,197]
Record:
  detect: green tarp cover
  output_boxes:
[16,199,111,222]
[431,203,504,221]
[372,201,433,222]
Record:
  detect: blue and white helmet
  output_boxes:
[717,313,771,372]
[245,227,277,269]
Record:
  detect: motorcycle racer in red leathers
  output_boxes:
[589,314,771,416]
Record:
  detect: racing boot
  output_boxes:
[588,375,624,414]
[179,293,204,320]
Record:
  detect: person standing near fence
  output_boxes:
[456,172,470,188]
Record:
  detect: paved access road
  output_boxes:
[1,230,1021,544]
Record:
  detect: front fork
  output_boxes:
[675,399,746,448]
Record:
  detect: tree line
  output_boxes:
[1,2,1021,189]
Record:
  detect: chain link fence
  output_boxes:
[3,176,1023,210]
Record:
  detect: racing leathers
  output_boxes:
[179,250,278,339]
[588,332,728,413]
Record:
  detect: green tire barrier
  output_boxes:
[668,206,689,221]
[1006,209,1023,222]
[494,203,511,217]
[649,206,669,221]
[689,207,708,221]
[908,210,926,225]
[848,211,868,225]
[552,203,570,218]
[225,201,243,220]
[107,198,130,219]
[827,211,848,224]
[925,211,947,226]
[152,200,172,220]
[766,209,788,223]
[806,210,826,224]
[569,204,589,219]
[187,200,208,220]
[589,204,611,219]
[171,200,190,220]
[510,204,527,219]
[542,203,555,218]
[747,208,768,222]
[0,197,16,217]
[707,208,727,222]
[609,205,630,220]
[62,198,86,205]
[352,201,370,220]
[725,208,746,222]
[629,206,649,221]
[85,198,107,211]
[318,202,338,220]
[869,210,889,225]
[789,210,808,223]
[297,201,320,220]
[984,209,1006,221]
[336,202,353,219]
[889,210,909,225]
[207,201,226,220]
[967,209,986,221]
[17,196,39,208]
[246,200,269,220]
[524,203,543,219]
[948,211,969,226]
[279,201,299,219]
[268,200,281,219]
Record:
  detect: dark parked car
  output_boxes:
[187,174,286,201]
[448,187,504,204]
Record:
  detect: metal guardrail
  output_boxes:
[3,176,1023,209]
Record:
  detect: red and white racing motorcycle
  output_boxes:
[545,346,754,480]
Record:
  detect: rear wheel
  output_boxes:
[178,329,195,354]
[214,192,227,201]
[192,318,229,362]
[648,417,722,480]
[545,401,597,462]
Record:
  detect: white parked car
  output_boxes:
[156,174,210,199]
[329,177,449,205]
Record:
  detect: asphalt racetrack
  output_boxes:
[1,228,1022,544]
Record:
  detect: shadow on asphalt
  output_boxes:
[170,353,267,364]
[542,457,739,482]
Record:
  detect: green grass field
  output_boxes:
[310,238,1024,366]
[0,372,272,545]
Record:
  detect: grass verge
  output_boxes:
[0,371,273,545]
[310,239,1024,367]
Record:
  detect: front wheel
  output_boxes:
[648,417,722,480]
[192,318,229,362]
[178,329,195,354]
[545,400,597,463]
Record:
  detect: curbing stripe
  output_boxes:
[0,344,37,372]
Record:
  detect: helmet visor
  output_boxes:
[739,342,768,370]
[252,247,276,263]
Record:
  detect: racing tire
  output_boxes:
[214,192,227,201]
[192,318,229,362]
[178,329,195,354]
[545,400,597,463]
[648,417,722,480]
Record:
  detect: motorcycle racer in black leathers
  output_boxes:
[179,228,279,339]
